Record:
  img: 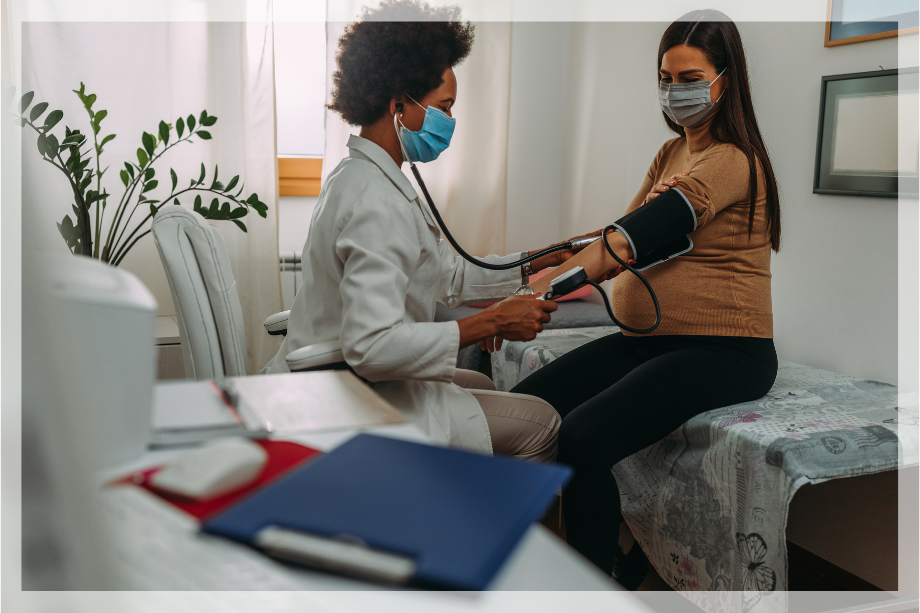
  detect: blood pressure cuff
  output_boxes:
[612,187,697,261]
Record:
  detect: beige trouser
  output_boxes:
[452,369,561,463]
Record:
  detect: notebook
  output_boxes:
[151,372,407,447]
[201,433,572,590]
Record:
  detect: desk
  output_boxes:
[99,383,648,606]
[155,315,185,380]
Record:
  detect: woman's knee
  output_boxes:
[557,412,611,471]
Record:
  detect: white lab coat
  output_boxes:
[264,135,523,454]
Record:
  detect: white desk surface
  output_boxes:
[155,315,181,345]
[93,385,657,612]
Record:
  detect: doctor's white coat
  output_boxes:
[264,136,524,454]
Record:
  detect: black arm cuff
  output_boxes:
[612,187,697,259]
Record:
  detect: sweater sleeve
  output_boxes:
[673,143,753,229]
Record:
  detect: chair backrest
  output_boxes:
[152,208,248,379]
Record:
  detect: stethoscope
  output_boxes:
[393,108,661,334]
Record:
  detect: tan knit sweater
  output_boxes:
[611,116,773,338]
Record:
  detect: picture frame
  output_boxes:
[813,68,919,198]
[825,0,919,47]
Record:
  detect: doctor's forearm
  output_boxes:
[456,314,497,349]
[528,232,633,295]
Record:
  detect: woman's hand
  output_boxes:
[644,172,688,204]
[525,229,605,273]
[456,295,558,353]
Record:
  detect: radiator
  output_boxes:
[279,251,303,310]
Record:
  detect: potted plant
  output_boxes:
[7,83,269,265]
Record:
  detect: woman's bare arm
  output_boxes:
[529,231,634,295]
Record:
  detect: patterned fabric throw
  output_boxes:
[493,328,918,612]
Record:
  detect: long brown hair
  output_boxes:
[659,10,781,251]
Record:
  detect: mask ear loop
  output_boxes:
[711,67,728,104]
[393,107,412,164]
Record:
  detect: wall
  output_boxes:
[505,22,571,253]
[553,21,910,385]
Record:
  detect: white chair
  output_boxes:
[152,208,342,378]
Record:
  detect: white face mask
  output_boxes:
[658,67,726,128]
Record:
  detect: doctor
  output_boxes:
[265,1,589,460]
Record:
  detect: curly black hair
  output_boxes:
[327,0,475,126]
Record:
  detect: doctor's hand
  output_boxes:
[461,295,557,354]
[644,172,688,204]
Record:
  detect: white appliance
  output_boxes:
[36,252,158,468]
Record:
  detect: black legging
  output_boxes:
[510,332,778,574]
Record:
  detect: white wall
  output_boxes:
[545,21,911,385]
[505,22,571,253]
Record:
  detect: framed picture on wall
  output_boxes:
[813,68,919,198]
[825,0,919,46]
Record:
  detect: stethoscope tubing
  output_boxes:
[404,148,662,333]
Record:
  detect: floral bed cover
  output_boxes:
[492,327,919,612]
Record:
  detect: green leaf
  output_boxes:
[36,133,47,157]
[81,174,94,191]
[231,219,247,233]
[246,193,259,205]
[220,201,230,218]
[19,91,34,114]
[225,175,239,192]
[210,165,219,189]
[187,114,196,132]
[193,195,202,212]
[159,120,169,145]
[196,130,212,140]
[100,133,116,149]
[84,93,97,110]
[170,168,177,191]
[234,181,245,197]
[150,203,158,217]
[174,198,181,206]
[176,116,185,139]
[144,167,155,181]
[197,162,206,185]
[92,109,107,134]
[3,86,15,108]
[200,114,217,127]
[124,161,135,179]
[199,110,208,125]
[45,134,59,158]
[29,101,49,122]
[137,148,149,167]
[61,133,84,146]
[142,131,155,157]
[208,197,219,216]
[43,109,63,130]
[142,180,158,193]
[120,169,129,187]
[229,206,248,219]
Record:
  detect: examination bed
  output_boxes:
[488,325,915,608]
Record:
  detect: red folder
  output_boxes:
[113,440,321,521]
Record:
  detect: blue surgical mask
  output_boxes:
[394,95,456,163]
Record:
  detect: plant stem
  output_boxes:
[105,132,196,260]
[111,230,150,267]
[108,184,244,264]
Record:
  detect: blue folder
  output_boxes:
[201,433,571,590]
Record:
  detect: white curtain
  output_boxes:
[21,12,283,373]
[323,17,513,256]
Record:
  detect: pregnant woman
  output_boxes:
[512,10,782,579]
